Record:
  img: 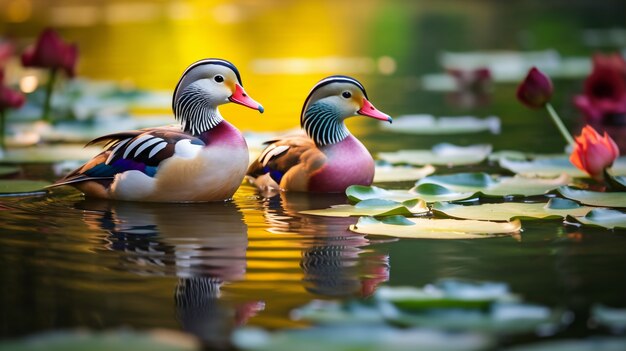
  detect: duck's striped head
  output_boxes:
[173,59,263,135]
[300,76,391,146]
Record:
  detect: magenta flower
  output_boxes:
[447,67,492,91]
[21,28,78,77]
[573,53,626,123]
[516,67,554,109]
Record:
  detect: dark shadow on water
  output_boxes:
[74,198,263,349]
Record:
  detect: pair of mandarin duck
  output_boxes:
[51,59,392,202]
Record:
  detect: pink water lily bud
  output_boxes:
[517,67,554,109]
[569,125,620,181]
[21,28,78,77]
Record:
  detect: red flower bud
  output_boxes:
[569,125,620,181]
[0,86,25,110]
[517,67,553,109]
[20,28,78,77]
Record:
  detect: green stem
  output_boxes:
[545,103,575,148]
[0,109,5,151]
[42,68,58,123]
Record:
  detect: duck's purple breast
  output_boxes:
[201,120,248,149]
[308,135,375,193]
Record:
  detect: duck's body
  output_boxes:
[53,59,263,202]
[247,76,390,193]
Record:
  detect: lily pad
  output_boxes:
[567,209,626,229]
[415,173,571,198]
[0,166,20,176]
[0,180,51,196]
[349,216,521,239]
[377,144,491,166]
[410,183,478,203]
[346,185,419,203]
[432,198,593,221]
[300,199,429,218]
[373,164,436,183]
[499,155,626,178]
[380,114,500,135]
[0,329,200,351]
[233,326,493,351]
[592,305,626,330]
[558,186,626,208]
[1,145,102,163]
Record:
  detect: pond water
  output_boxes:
[1,1,626,350]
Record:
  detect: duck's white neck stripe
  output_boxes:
[174,84,223,136]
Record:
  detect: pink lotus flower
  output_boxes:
[570,125,620,181]
[21,28,78,77]
[517,67,554,109]
[447,67,492,91]
[574,53,626,123]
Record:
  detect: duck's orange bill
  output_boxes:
[230,84,264,113]
[357,98,392,123]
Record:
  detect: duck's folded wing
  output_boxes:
[247,135,325,184]
[53,128,205,186]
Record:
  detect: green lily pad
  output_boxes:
[432,198,593,221]
[592,305,626,330]
[346,185,420,203]
[349,216,521,239]
[410,183,478,203]
[373,164,436,183]
[380,115,500,135]
[0,329,199,351]
[0,180,51,196]
[377,144,491,166]
[0,166,20,176]
[300,199,429,218]
[499,155,626,178]
[415,173,571,198]
[567,209,626,229]
[233,326,493,351]
[558,186,626,208]
[1,145,102,163]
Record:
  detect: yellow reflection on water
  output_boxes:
[2,0,387,131]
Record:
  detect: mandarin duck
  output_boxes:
[52,59,263,202]
[247,76,391,193]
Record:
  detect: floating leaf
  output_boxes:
[432,198,593,221]
[499,155,626,178]
[349,216,521,239]
[415,173,571,198]
[373,164,435,183]
[0,329,200,351]
[380,114,500,135]
[592,305,626,330]
[0,166,20,177]
[233,326,493,351]
[377,144,491,166]
[410,183,477,203]
[558,187,626,208]
[1,145,102,163]
[567,209,626,229]
[346,185,419,203]
[300,199,429,218]
[0,180,51,196]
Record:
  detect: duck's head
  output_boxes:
[173,59,263,134]
[300,76,391,146]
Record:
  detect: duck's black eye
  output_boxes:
[214,75,224,83]
[342,91,352,99]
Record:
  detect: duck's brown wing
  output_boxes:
[247,135,326,191]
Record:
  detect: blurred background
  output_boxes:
[1,0,624,133]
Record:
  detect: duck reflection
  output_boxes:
[261,191,390,297]
[74,198,263,349]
